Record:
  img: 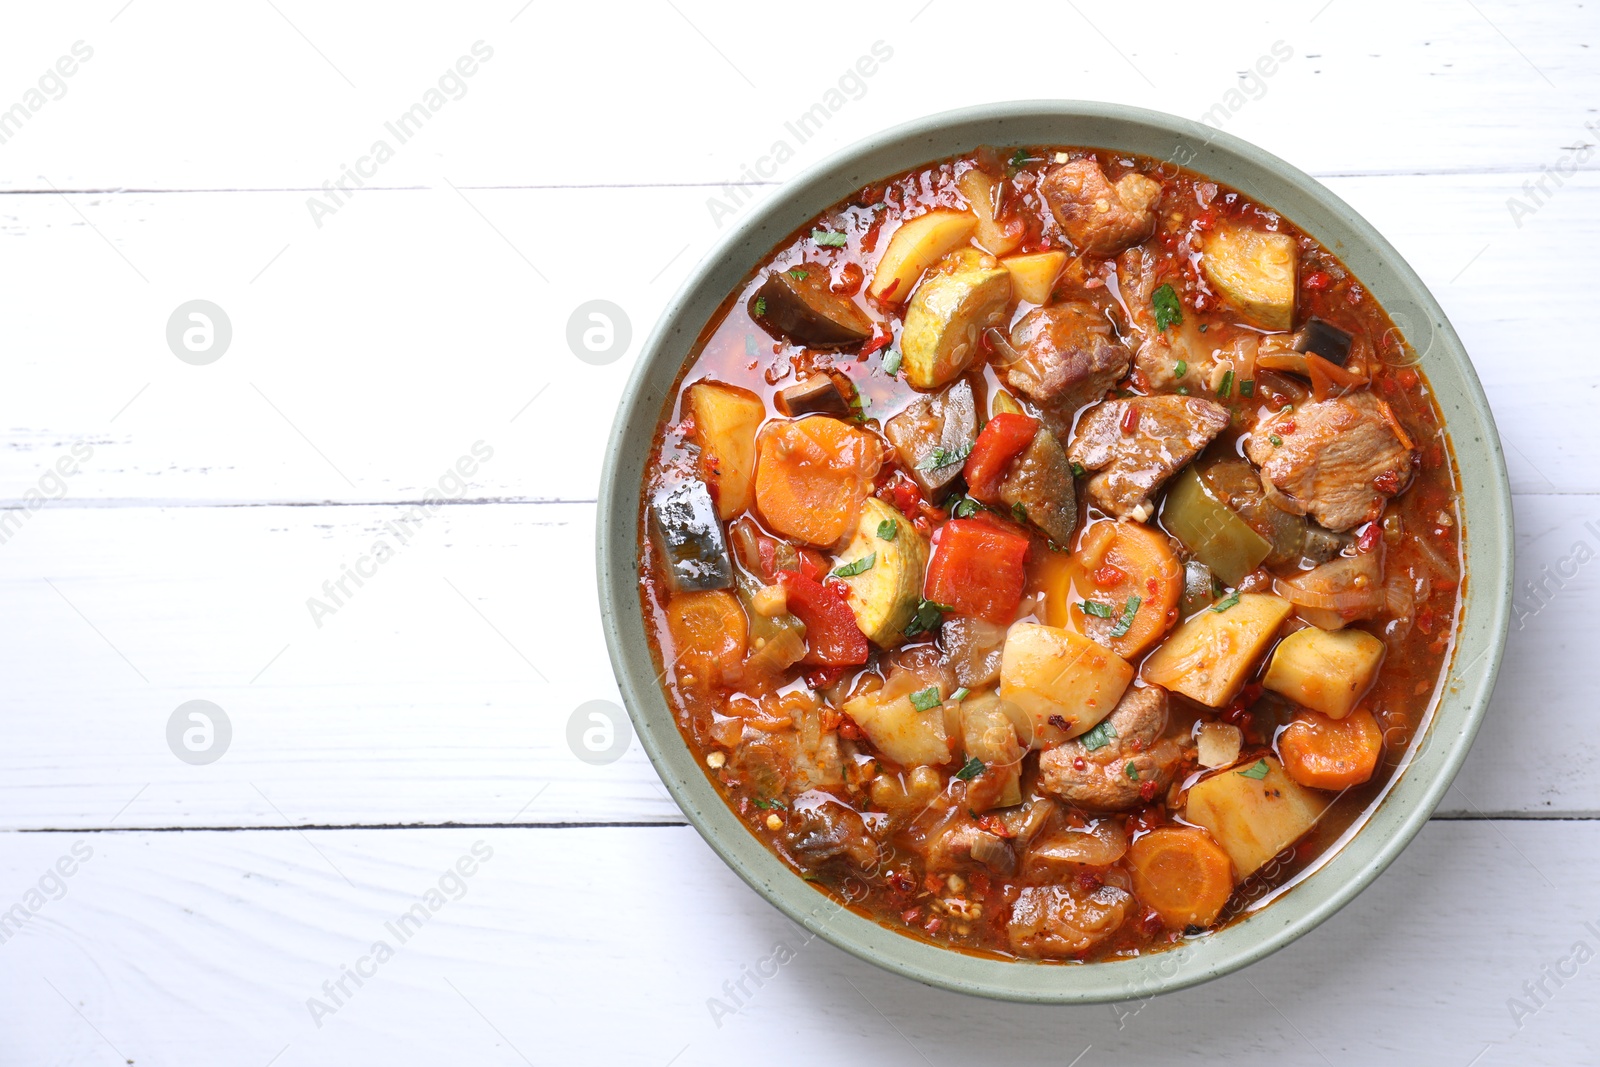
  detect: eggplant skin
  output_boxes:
[650,480,733,593]
[750,265,873,347]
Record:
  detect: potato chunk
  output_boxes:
[957,169,1023,257]
[999,623,1134,746]
[867,209,978,303]
[841,671,952,767]
[900,250,1012,390]
[1202,225,1298,331]
[1184,757,1328,880]
[1001,250,1068,304]
[960,693,1025,811]
[1141,594,1291,707]
[1262,626,1385,719]
[684,380,764,520]
[832,497,929,647]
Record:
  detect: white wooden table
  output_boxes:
[1,1,1596,1063]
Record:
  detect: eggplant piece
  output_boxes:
[774,373,850,418]
[750,263,873,348]
[649,480,733,593]
[883,379,978,500]
[1293,317,1354,366]
[998,428,1078,546]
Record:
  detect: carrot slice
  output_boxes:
[666,590,748,688]
[1278,707,1384,790]
[1127,826,1235,930]
[754,416,882,547]
[1048,520,1182,658]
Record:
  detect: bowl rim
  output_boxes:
[596,100,1513,1003]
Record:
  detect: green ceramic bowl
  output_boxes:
[596,102,1512,1002]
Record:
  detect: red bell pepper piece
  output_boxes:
[923,519,1030,625]
[777,570,869,666]
[962,413,1039,503]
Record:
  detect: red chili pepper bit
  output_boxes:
[1280,421,1296,435]
[1072,756,1087,771]
[1093,564,1126,588]
[1138,778,1160,802]
[1357,521,1383,553]
[924,873,944,895]
[1304,270,1332,291]
[901,907,921,924]
[1373,469,1403,496]
[1120,404,1140,435]
[879,277,900,301]
[803,665,846,690]
[923,916,944,935]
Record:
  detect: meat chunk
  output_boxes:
[928,819,1017,875]
[1008,882,1132,958]
[1001,303,1131,431]
[997,427,1077,546]
[1038,685,1182,811]
[1067,396,1231,519]
[780,793,879,871]
[1041,160,1162,257]
[1245,391,1413,532]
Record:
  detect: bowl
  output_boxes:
[595,101,1512,1003]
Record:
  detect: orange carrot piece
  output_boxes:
[1278,707,1384,790]
[1127,826,1235,930]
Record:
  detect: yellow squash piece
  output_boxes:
[867,208,979,303]
[1262,626,1385,719]
[998,623,1134,747]
[1202,224,1298,332]
[832,498,928,647]
[684,380,765,519]
[1001,250,1068,305]
[1184,757,1329,880]
[1141,593,1291,707]
[899,250,1012,390]
[957,169,1023,257]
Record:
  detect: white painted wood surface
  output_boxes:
[2,0,1597,1062]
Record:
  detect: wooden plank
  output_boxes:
[0,173,1594,505]
[0,821,1595,1064]
[1,0,1594,192]
[0,492,1589,829]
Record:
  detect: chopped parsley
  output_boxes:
[1176,386,1190,395]
[955,755,986,781]
[1217,370,1234,398]
[881,348,903,377]
[918,442,972,471]
[1080,600,1115,619]
[951,496,980,519]
[876,519,898,541]
[1125,763,1140,781]
[909,686,943,712]
[1153,283,1183,332]
[1174,359,1188,378]
[1081,719,1117,752]
[1240,378,1255,398]
[1071,461,1087,479]
[1269,433,1284,447]
[786,268,809,281]
[1237,758,1271,780]
[1109,595,1142,638]
[1212,590,1242,613]
[753,296,767,317]
[1007,148,1029,173]
[950,687,970,703]
[1011,501,1028,523]
[811,228,848,248]
[754,797,787,810]
[904,599,954,638]
[832,552,876,578]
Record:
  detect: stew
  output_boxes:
[637,145,1462,961]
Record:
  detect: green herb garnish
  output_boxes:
[1238,759,1270,780]
[1071,461,1086,479]
[1109,595,1142,638]
[1240,379,1255,398]
[786,268,809,281]
[918,442,972,471]
[904,600,954,638]
[754,797,787,810]
[909,686,943,712]
[1211,591,1242,613]
[956,755,986,781]
[950,687,970,703]
[952,496,980,519]
[811,229,848,248]
[1007,148,1029,173]
[1011,501,1028,523]
[1153,283,1183,332]
[1269,433,1283,447]
[753,297,767,317]
[1217,370,1234,398]
[832,552,876,578]
[1174,359,1187,378]
[877,519,898,541]
[1081,720,1117,752]
[882,348,903,376]
[1125,763,1140,781]
[1080,600,1115,619]
[1176,386,1190,395]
